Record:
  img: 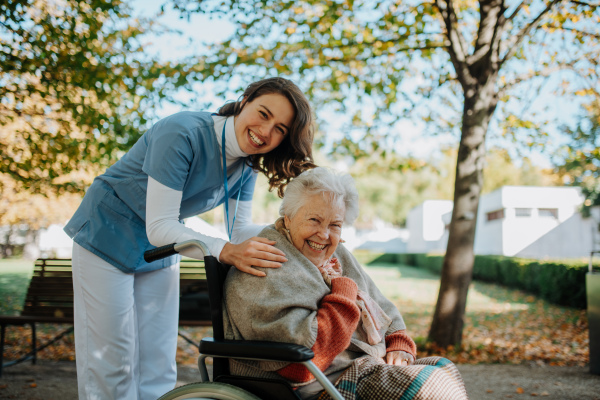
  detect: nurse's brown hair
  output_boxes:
[218,77,316,198]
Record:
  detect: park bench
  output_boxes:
[0,257,211,377]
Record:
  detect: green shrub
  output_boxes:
[394,253,590,309]
[423,255,444,275]
[473,255,502,283]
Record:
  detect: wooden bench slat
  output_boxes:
[24,299,74,304]
[0,315,74,324]
[22,310,74,319]
[26,291,74,297]
[28,283,73,289]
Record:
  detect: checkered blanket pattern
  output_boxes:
[318,356,469,400]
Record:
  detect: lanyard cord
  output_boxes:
[222,119,246,241]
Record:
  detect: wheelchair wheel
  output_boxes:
[158,382,262,400]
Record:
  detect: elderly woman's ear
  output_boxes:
[283,215,291,232]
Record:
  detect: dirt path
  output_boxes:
[1,360,599,399]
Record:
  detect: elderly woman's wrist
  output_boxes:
[385,331,417,356]
[330,276,358,298]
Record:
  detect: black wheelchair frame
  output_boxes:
[145,240,344,400]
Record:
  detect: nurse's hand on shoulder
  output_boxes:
[220,237,287,277]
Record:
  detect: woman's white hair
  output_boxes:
[279,167,359,225]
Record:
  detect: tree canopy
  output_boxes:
[555,100,600,216]
[171,0,598,153]
[1,0,202,195]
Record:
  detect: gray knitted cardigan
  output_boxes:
[223,224,408,386]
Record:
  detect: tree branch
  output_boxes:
[500,0,561,67]
[468,0,507,73]
[555,26,600,39]
[392,43,449,52]
[305,43,448,63]
[329,36,447,52]
[498,62,576,95]
[498,0,533,37]
[506,1,527,24]
[474,0,504,52]
[435,0,474,87]
[571,69,600,98]
[569,0,600,6]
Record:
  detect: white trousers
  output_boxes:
[72,243,180,400]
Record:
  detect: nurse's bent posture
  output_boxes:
[64,77,315,399]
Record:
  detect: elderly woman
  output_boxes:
[223,167,469,400]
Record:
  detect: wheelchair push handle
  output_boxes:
[144,240,212,263]
[144,243,177,262]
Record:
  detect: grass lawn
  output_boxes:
[0,257,589,367]
[0,258,34,316]
[364,262,588,367]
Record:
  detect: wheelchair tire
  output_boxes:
[158,382,262,400]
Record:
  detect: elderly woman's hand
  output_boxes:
[385,351,415,366]
[220,237,288,277]
[318,258,343,286]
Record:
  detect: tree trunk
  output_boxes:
[428,81,498,347]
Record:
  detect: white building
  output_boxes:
[407,186,597,259]
[405,200,453,253]
[353,219,409,253]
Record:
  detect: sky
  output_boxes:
[131,0,234,59]
[129,0,585,169]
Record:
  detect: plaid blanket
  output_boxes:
[318,356,469,400]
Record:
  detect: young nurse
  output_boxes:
[64,77,316,399]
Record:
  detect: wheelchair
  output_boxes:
[144,240,345,400]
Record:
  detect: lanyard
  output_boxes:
[221,118,246,241]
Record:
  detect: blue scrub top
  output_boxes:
[64,111,257,273]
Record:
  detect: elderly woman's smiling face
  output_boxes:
[284,192,345,267]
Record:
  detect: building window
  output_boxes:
[539,208,558,218]
[515,208,532,217]
[486,209,505,221]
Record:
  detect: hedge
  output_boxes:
[368,253,591,309]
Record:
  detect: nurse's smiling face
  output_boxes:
[234,93,295,155]
[284,192,345,267]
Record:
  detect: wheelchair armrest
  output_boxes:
[200,337,314,362]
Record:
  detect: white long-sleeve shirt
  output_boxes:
[145,115,265,261]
